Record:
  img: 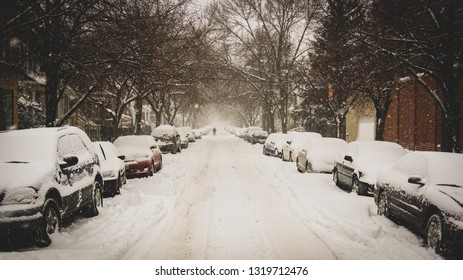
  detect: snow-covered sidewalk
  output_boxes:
[0,131,440,259]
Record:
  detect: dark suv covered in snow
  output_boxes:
[0,127,103,248]
[151,125,182,154]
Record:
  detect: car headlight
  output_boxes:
[2,187,39,205]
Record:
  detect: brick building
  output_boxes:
[383,76,462,152]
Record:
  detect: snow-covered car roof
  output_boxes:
[346,141,406,164]
[392,151,463,186]
[0,126,92,163]
[152,125,176,137]
[114,135,156,148]
[303,137,347,160]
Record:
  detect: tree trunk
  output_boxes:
[45,69,60,127]
[134,97,143,135]
[442,92,461,152]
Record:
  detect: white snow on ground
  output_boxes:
[0,130,440,260]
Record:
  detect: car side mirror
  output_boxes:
[118,155,125,160]
[344,155,353,162]
[408,176,425,186]
[60,155,78,169]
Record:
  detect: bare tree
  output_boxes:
[366,0,463,152]
[210,0,322,132]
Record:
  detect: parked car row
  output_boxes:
[249,128,462,259]
[0,124,210,249]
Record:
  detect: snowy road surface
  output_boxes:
[1,130,440,259]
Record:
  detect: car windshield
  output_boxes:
[426,153,463,187]
[114,136,148,148]
[0,131,55,163]
[152,129,174,137]
[356,144,405,165]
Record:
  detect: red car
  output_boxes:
[114,135,162,178]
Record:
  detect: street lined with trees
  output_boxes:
[1,0,461,151]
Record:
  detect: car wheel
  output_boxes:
[82,181,103,218]
[35,199,61,247]
[306,162,313,173]
[427,214,443,254]
[333,169,340,187]
[262,146,266,155]
[171,146,177,154]
[377,191,389,217]
[115,176,122,195]
[149,161,154,176]
[289,152,293,162]
[156,157,163,172]
[351,177,359,193]
[274,149,279,157]
[356,178,367,196]
[296,159,304,173]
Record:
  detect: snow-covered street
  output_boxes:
[0,130,441,260]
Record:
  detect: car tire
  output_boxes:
[274,149,279,157]
[356,179,367,196]
[171,146,177,154]
[149,161,154,176]
[35,199,61,248]
[377,191,389,217]
[115,176,122,195]
[297,159,304,173]
[263,146,266,155]
[289,152,293,162]
[82,181,103,218]
[333,169,340,187]
[427,214,443,254]
[306,162,313,173]
[351,177,359,193]
[156,157,163,172]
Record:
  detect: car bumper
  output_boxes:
[359,180,374,193]
[444,220,463,257]
[158,143,174,153]
[125,160,151,177]
[102,178,118,193]
[0,204,43,231]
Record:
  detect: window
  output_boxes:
[58,134,88,160]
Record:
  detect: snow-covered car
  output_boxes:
[151,125,181,154]
[263,132,289,157]
[296,137,347,173]
[281,132,322,162]
[176,127,191,148]
[244,126,263,142]
[192,129,202,139]
[0,127,103,247]
[178,126,195,142]
[333,140,406,195]
[93,141,126,197]
[374,151,463,258]
[113,135,162,178]
[250,130,268,144]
